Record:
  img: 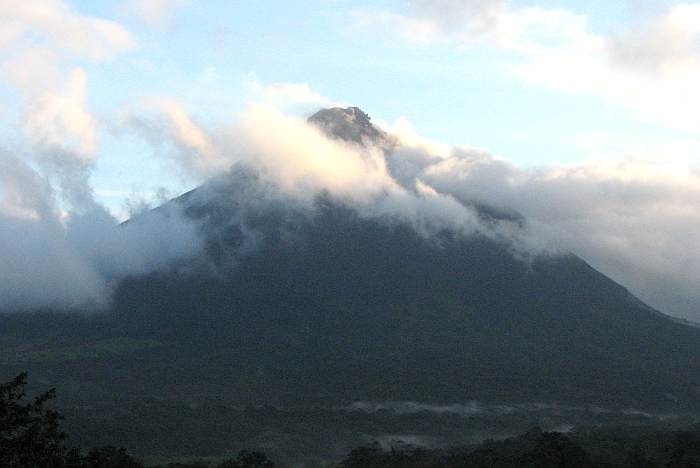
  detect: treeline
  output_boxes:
[4,372,700,467]
[0,373,273,467]
[338,426,700,468]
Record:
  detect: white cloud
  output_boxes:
[0,1,135,61]
[407,0,506,31]
[0,1,205,312]
[0,150,203,312]
[0,0,135,95]
[123,97,489,240]
[4,41,699,328]
[609,3,700,76]
[0,0,137,213]
[353,0,589,50]
[121,81,344,183]
[247,80,344,114]
[386,130,700,320]
[123,100,393,198]
[351,9,445,46]
[24,68,97,162]
[119,97,227,180]
[119,0,189,27]
[354,1,700,131]
[237,104,399,202]
[120,89,700,319]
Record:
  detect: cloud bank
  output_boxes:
[0,1,201,312]
[1,1,698,321]
[384,136,700,320]
[0,150,203,312]
[4,77,700,320]
[120,96,700,320]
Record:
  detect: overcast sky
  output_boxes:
[1,0,700,320]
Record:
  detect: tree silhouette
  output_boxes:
[82,446,144,468]
[0,372,67,467]
[218,450,275,468]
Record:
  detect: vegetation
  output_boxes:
[0,337,162,366]
[335,426,700,468]
[4,372,700,467]
[4,192,700,414]
[0,372,276,467]
[0,372,66,467]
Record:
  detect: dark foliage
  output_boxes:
[459,428,596,468]
[6,373,700,467]
[336,426,700,468]
[0,371,66,467]
[0,371,283,467]
[218,450,275,467]
[79,446,144,467]
[155,451,276,468]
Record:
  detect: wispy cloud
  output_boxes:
[385,125,700,320]
[118,0,190,28]
[0,0,136,211]
[352,1,700,131]
[0,1,202,312]
[121,87,700,319]
[247,80,345,114]
[0,0,135,95]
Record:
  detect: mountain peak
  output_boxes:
[308,106,396,149]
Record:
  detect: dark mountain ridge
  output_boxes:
[1,107,699,416]
[308,106,397,150]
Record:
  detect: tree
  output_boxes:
[0,372,67,467]
[218,450,275,468]
[82,446,144,468]
[338,442,386,468]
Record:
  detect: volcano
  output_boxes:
[2,107,699,413]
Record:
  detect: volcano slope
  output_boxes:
[1,107,699,415]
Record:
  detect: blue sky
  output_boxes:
[30,0,696,213]
[3,0,700,319]
[1,0,697,214]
